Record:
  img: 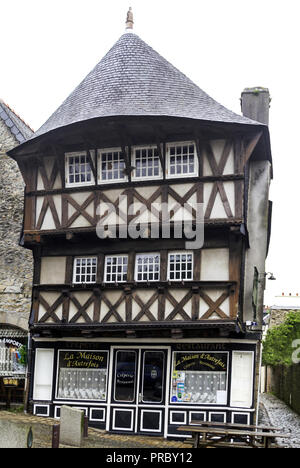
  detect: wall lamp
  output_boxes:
[265,272,276,281]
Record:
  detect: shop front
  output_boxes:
[0,328,27,407]
[31,339,258,438]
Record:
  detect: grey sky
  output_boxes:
[1,0,299,305]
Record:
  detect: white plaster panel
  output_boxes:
[200,248,229,281]
[40,257,66,284]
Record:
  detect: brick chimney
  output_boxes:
[240,87,270,125]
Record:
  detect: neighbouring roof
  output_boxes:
[0,100,33,143]
[30,31,262,141]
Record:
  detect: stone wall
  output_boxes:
[0,119,32,331]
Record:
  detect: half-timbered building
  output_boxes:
[8,14,272,437]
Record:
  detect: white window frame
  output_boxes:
[65,151,95,187]
[166,141,198,179]
[135,253,161,282]
[167,251,194,281]
[72,257,97,284]
[98,147,127,184]
[132,145,163,181]
[104,255,128,283]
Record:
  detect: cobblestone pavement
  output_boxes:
[1,395,298,448]
[259,393,300,448]
[0,410,191,448]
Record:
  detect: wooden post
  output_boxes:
[83,415,89,438]
[52,424,60,449]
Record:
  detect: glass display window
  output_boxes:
[171,351,228,405]
[56,350,108,401]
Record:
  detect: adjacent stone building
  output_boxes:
[0,99,33,404]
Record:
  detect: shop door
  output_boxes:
[110,348,168,435]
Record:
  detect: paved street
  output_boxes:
[0,410,191,448]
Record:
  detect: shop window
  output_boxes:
[171,352,228,405]
[135,253,160,282]
[168,252,193,281]
[166,142,198,178]
[73,257,97,284]
[56,350,108,400]
[104,255,128,283]
[132,146,162,180]
[98,148,127,183]
[65,152,94,187]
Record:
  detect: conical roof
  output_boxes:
[32,32,260,139]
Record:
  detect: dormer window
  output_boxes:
[65,152,95,187]
[166,142,198,178]
[98,148,127,183]
[132,146,162,180]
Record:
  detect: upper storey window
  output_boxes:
[65,152,95,187]
[73,257,97,284]
[98,148,127,183]
[132,146,162,180]
[166,142,198,178]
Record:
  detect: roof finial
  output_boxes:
[125,7,134,31]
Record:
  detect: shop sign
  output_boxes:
[59,350,108,369]
[3,378,19,387]
[174,352,227,372]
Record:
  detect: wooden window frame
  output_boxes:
[65,151,95,188]
[72,256,98,284]
[166,141,198,179]
[131,145,163,181]
[97,147,128,184]
[104,254,128,283]
[167,251,194,281]
[135,253,161,282]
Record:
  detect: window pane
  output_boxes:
[66,153,93,185]
[168,144,196,177]
[142,352,165,403]
[100,150,125,181]
[168,252,193,281]
[73,257,97,283]
[171,352,228,404]
[134,147,161,179]
[114,351,137,402]
[56,351,108,400]
[105,256,128,282]
[135,254,160,281]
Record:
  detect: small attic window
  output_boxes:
[166,142,198,178]
[65,151,95,187]
[98,148,127,183]
[132,145,162,180]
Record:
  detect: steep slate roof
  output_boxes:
[0,100,33,143]
[32,32,261,140]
